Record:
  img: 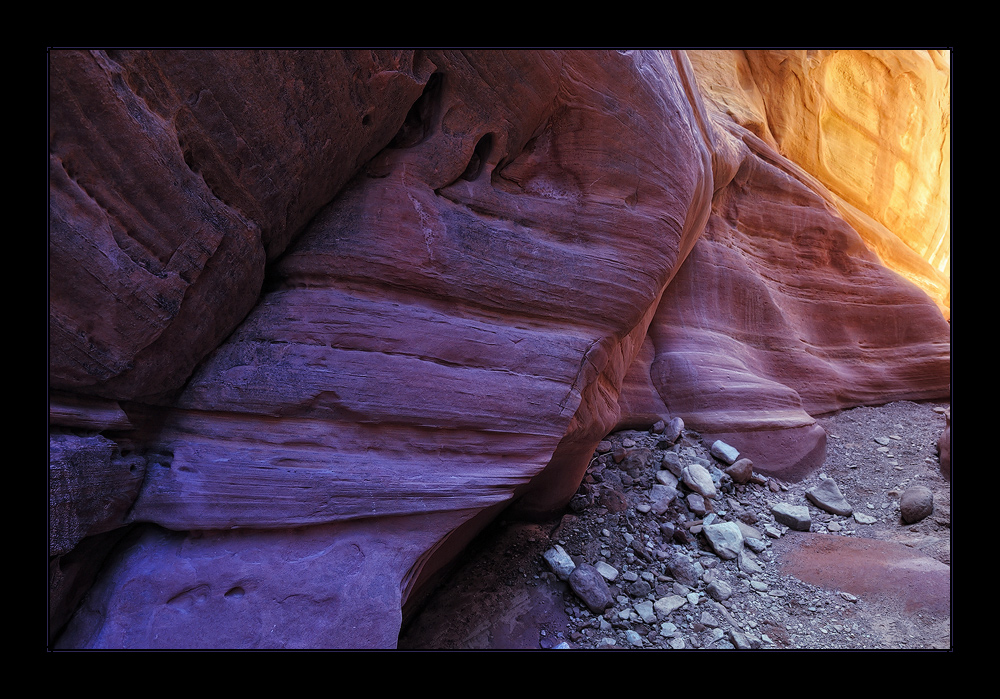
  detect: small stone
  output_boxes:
[654,595,687,617]
[568,563,614,614]
[596,440,613,453]
[655,470,679,488]
[900,485,934,524]
[622,438,636,448]
[730,629,752,650]
[805,476,853,516]
[702,521,744,560]
[667,555,702,587]
[771,503,811,531]
[686,492,707,516]
[635,600,657,624]
[853,511,877,525]
[661,451,682,476]
[710,440,740,465]
[663,417,684,444]
[707,579,733,601]
[652,419,666,434]
[738,549,763,574]
[682,462,718,498]
[874,436,891,446]
[649,483,678,515]
[726,458,754,484]
[660,621,678,637]
[624,629,645,647]
[594,560,619,582]
[543,545,576,581]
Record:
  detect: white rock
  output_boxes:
[703,521,744,560]
[594,560,619,581]
[710,440,740,464]
[654,595,687,617]
[635,600,657,624]
[543,545,576,580]
[682,462,718,499]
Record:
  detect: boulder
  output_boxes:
[900,485,934,524]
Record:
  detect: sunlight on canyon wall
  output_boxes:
[688,49,950,317]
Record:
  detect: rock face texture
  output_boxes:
[48,49,950,649]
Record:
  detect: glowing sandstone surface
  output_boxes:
[49,49,950,649]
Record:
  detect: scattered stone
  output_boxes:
[568,563,614,614]
[900,485,934,524]
[682,462,718,498]
[805,476,854,516]
[662,417,684,444]
[635,600,656,624]
[651,419,666,434]
[686,492,708,516]
[655,470,679,488]
[599,488,629,512]
[654,595,687,617]
[596,440,613,453]
[853,511,877,525]
[543,545,576,580]
[726,458,754,484]
[624,629,645,647]
[661,452,682,477]
[667,555,701,587]
[710,440,740,464]
[702,521,744,560]
[594,560,619,582]
[730,629,752,649]
[874,436,891,445]
[771,503,811,531]
[649,483,677,514]
[738,549,764,574]
[707,579,733,601]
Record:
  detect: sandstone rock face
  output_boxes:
[49,49,950,649]
[688,50,951,317]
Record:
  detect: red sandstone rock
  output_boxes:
[49,49,951,649]
[49,49,428,402]
[772,532,950,617]
[938,412,951,481]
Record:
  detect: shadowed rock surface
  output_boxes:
[48,49,950,649]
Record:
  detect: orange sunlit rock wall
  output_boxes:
[688,50,950,317]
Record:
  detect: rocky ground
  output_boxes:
[398,400,951,651]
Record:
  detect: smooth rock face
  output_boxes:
[49,49,951,649]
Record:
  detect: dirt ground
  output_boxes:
[398,399,951,651]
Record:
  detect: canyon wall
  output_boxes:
[48,49,950,649]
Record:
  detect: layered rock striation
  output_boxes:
[48,49,950,649]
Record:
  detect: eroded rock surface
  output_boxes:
[48,49,950,649]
